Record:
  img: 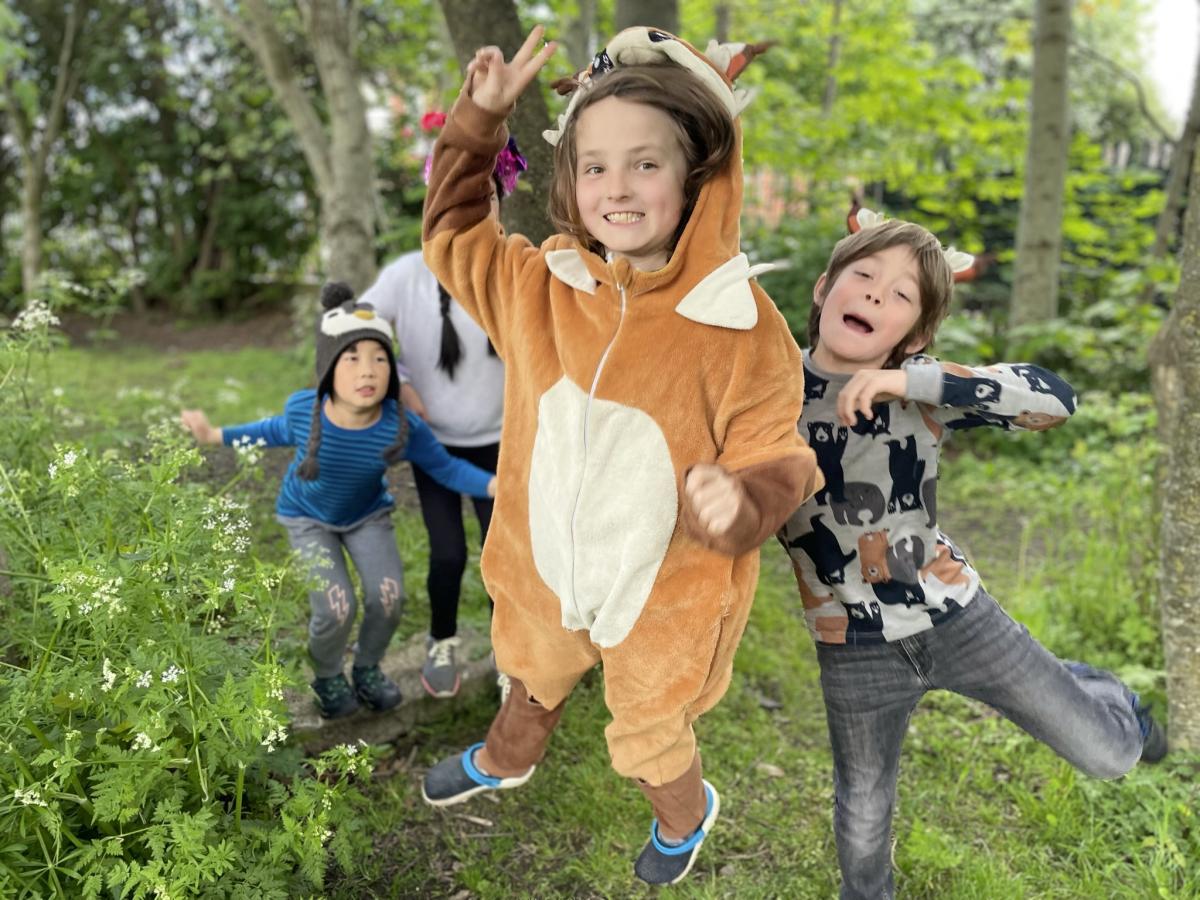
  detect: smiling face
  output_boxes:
[573,96,688,272]
[810,244,928,374]
[330,339,392,413]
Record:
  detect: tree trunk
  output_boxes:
[1150,148,1200,752]
[562,0,596,70]
[19,173,44,295]
[305,0,377,292]
[437,0,555,244]
[615,0,679,35]
[214,0,377,292]
[714,3,730,44]
[1010,0,1072,328]
[822,0,844,116]
[1149,37,1200,260]
[4,3,83,297]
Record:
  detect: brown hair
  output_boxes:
[808,219,954,369]
[547,64,736,255]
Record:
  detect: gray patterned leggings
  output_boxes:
[280,510,407,678]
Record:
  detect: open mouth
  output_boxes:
[356,386,377,397]
[604,212,644,224]
[843,314,874,334]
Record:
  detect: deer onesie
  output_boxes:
[422,27,822,812]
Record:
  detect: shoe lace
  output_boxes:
[429,636,461,667]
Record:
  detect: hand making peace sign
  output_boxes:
[466,25,557,114]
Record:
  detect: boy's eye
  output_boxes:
[637,161,657,170]
[897,291,911,302]
[853,270,871,278]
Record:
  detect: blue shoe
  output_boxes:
[1132,695,1167,763]
[634,780,720,886]
[421,742,535,807]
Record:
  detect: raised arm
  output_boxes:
[422,27,556,355]
[904,356,1077,431]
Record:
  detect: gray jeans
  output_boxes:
[816,589,1143,900]
[281,509,406,678]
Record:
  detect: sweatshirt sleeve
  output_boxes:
[403,412,493,499]
[221,413,293,448]
[421,92,545,358]
[903,355,1078,432]
[679,293,824,556]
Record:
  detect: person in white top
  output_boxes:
[361,140,524,697]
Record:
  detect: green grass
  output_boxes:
[42,344,1200,899]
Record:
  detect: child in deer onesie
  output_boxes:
[418,26,822,885]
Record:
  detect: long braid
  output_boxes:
[296,400,324,481]
[381,388,411,466]
[436,282,462,379]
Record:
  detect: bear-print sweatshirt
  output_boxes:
[779,351,1076,645]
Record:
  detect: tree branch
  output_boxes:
[209,0,334,193]
[1072,41,1175,144]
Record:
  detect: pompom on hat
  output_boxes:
[296,282,409,481]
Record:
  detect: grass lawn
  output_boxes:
[41,342,1199,899]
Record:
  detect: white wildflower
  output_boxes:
[160,665,184,685]
[132,732,156,751]
[101,658,117,692]
[136,670,152,689]
[11,298,61,331]
[13,787,48,808]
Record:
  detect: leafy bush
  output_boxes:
[0,307,370,898]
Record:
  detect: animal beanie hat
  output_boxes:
[296,282,408,481]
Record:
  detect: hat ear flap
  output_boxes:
[321,281,354,310]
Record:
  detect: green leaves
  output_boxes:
[0,327,371,895]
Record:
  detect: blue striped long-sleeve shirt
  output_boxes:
[222,389,493,527]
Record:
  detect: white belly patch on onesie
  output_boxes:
[528,376,678,647]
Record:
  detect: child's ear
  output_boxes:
[904,331,931,356]
[812,272,828,306]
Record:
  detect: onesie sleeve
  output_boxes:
[422,92,546,359]
[679,293,824,556]
[904,355,1078,432]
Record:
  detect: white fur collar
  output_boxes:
[544,249,770,330]
[545,249,598,294]
[674,253,771,330]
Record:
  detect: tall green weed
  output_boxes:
[0,304,370,898]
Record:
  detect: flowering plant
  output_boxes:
[0,312,372,896]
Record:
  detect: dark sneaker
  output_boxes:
[352,664,402,711]
[421,636,462,698]
[311,673,360,719]
[634,779,720,886]
[1132,695,1168,763]
[421,741,535,807]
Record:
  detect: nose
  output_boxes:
[605,171,631,200]
[865,291,880,304]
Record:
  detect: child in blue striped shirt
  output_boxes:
[182,282,496,718]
